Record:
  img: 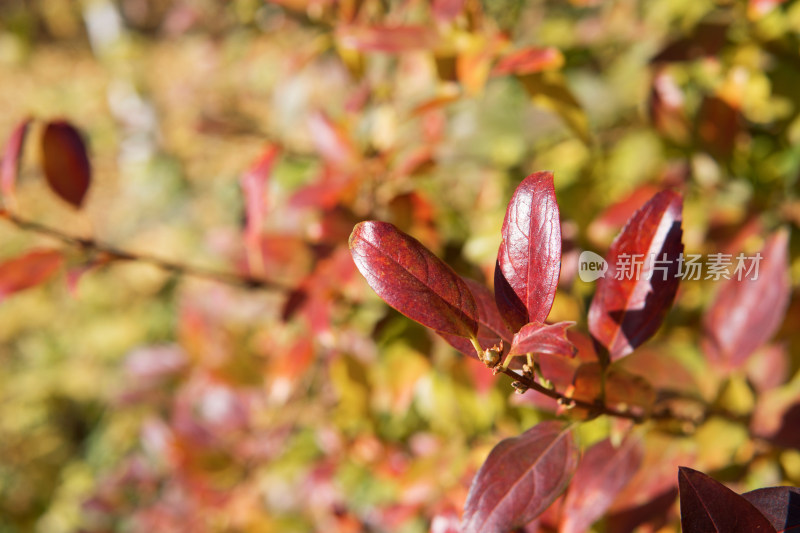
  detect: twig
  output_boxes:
[1,211,293,292]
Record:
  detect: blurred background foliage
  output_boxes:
[0,0,799,531]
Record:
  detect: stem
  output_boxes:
[1,211,293,291]
[500,366,705,425]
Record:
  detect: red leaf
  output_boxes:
[495,171,562,332]
[588,184,662,245]
[240,145,280,276]
[492,47,564,76]
[349,221,479,338]
[588,190,683,361]
[0,249,63,301]
[462,421,578,533]
[432,0,465,22]
[742,487,800,532]
[307,112,359,169]
[703,229,791,370]
[697,95,741,157]
[1,117,32,207]
[336,25,438,53]
[439,278,512,359]
[560,436,644,533]
[678,467,775,532]
[40,120,91,208]
[509,321,575,357]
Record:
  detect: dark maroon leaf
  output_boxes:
[40,120,91,208]
[678,467,775,532]
[0,249,63,302]
[588,190,683,361]
[508,321,575,358]
[495,171,562,332]
[1,117,32,207]
[349,221,479,338]
[697,95,741,158]
[560,436,644,533]
[742,487,800,532]
[703,229,790,371]
[462,421,578,533]
[651,22,729,63]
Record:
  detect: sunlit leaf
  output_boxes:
[40,120,91,208]
[495,171,562,332]
[350,221,479,338]
[0,249,63,301]
[560,436,644,533]
[1,117,32,208]
[678,467,775,532]
[508,321,575,358]
[703,229,791,371]
[462,421,578,532]
[588,190,683,361]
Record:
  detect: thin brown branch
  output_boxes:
[1,211,293,292]
[499,366,709,426]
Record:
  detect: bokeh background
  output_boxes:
[0,0,799,531]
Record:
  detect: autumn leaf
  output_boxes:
[349,221,479,339]
[1,117,32,208]
[742,486,800,532]
[560,436,644,533]
[40,120,91,208]
[508,321,576,358]
[495,171,562,332]
[588,190,683,361]
[0,249,63,301]
[678,467,775,532]
[703,229,791,371]
[462,421,578,532]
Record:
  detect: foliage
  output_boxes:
[0,0,799,531]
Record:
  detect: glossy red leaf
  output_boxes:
[1,117,32,207]
[588,190,683,361]
[560,436,644,533]
[495,171,562,332]
[742,487,800,532]
[703,229,790,371]
[336,25,438,53]
[509,321,575,358]
[349,221,478,338]
[0,249,63,301]
[462,421,578,533]
[439,278,512,359]
[40,120,91,208]
[678,467,775,532]
[492,47,564,76]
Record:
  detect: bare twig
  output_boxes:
[1,211,293,291]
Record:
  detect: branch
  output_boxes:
[499,366,720,427]
[0,210,294,292]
